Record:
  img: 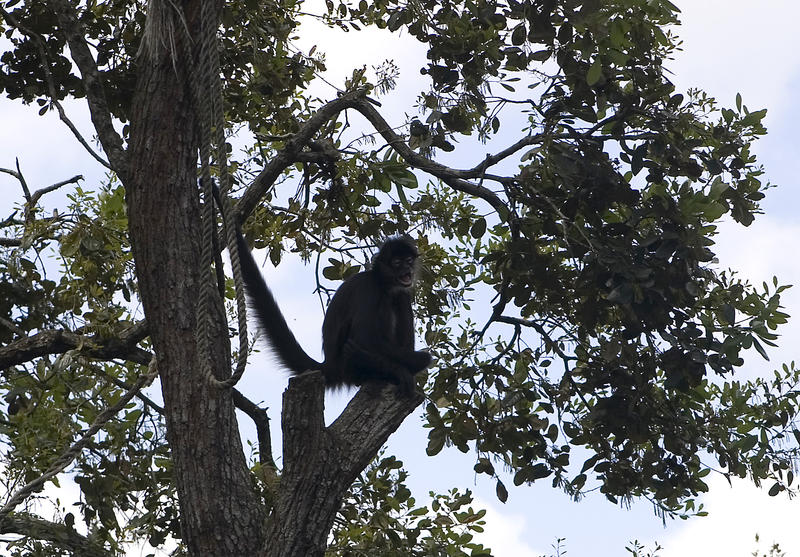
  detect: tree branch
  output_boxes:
[45,0,126,174]
[0,8,111,170]
[0,321,150,371]
[495,315,577,362]
[102,372,164,414]
[231,388,278,477]
[237,89,374,223]
[349,97,509,215]
[0,238,21,247]
[0,512,113,557]
[237,88,514,225]
[29,175,83,207]
[1,321,280,470]
[0,162,31,201]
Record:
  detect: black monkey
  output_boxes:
[235,229,431,395]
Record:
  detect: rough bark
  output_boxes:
[124,1,265,554]
[265,372,423,557]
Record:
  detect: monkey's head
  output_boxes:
[373,236,419,291]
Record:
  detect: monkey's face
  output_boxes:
[375,236,420,291]
[390,255,417,288]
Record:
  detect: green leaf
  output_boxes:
[721,304,735,325]
[426,430,445,456]
[530,49,551,62]
[470,217,487,239]
[495,480,508,503]
[752,337,770,361]
[586,59,603,86]
[511,24,526,46]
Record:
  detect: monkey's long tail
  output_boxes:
[236,231,323,374]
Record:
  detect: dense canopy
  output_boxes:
[0,0,798,555]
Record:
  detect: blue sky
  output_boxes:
[2,1,799,555]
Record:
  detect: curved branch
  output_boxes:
[232,389,278,477]
[237,89,374,222]
[29,175,83,206]
[0,7,110,169]
[46,0,126,174]
[237,89,512,224]
[349,98,509,215]
[495,315,577,362]
[0,513,113,557]
[0,161,31,201]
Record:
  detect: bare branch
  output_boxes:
[0,512,113,557]
[465,134,541,176]
[45,0,126,174]
[14,158,31,200]
[0,212,22,229]
[0,238,21,247]
[0,163,30,201]
[102,372,164,414]
[232,389,279,480]
[495,315,577,362]
[29,175,83,206]
[0,317,25,336]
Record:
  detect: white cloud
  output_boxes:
[473,497,547,557]
[670,0,800,120]
[658,476,800,557]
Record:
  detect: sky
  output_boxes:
[2,1,800,556]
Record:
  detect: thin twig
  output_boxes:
[29,175,83,206]
[45,0,126,173]
[0,165,30,201]
[14,158,31,200]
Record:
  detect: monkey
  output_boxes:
[234,228,432,395]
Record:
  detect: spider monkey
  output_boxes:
[233,223,431,395]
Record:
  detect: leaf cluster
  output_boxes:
[328,455,492,557]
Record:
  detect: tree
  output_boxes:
[1,0,799,555]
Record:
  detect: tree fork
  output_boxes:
[266,372,422,557]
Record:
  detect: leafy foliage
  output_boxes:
[1,0,799,553]
[328,455,492,557]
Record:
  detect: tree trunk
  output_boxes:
[124,1,265,554]
[266,372,423,557]
[121,4,423,556]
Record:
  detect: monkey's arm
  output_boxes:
[390,294,432,372]
[347,338,431,374]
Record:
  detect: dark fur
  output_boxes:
[236,232,431,394]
